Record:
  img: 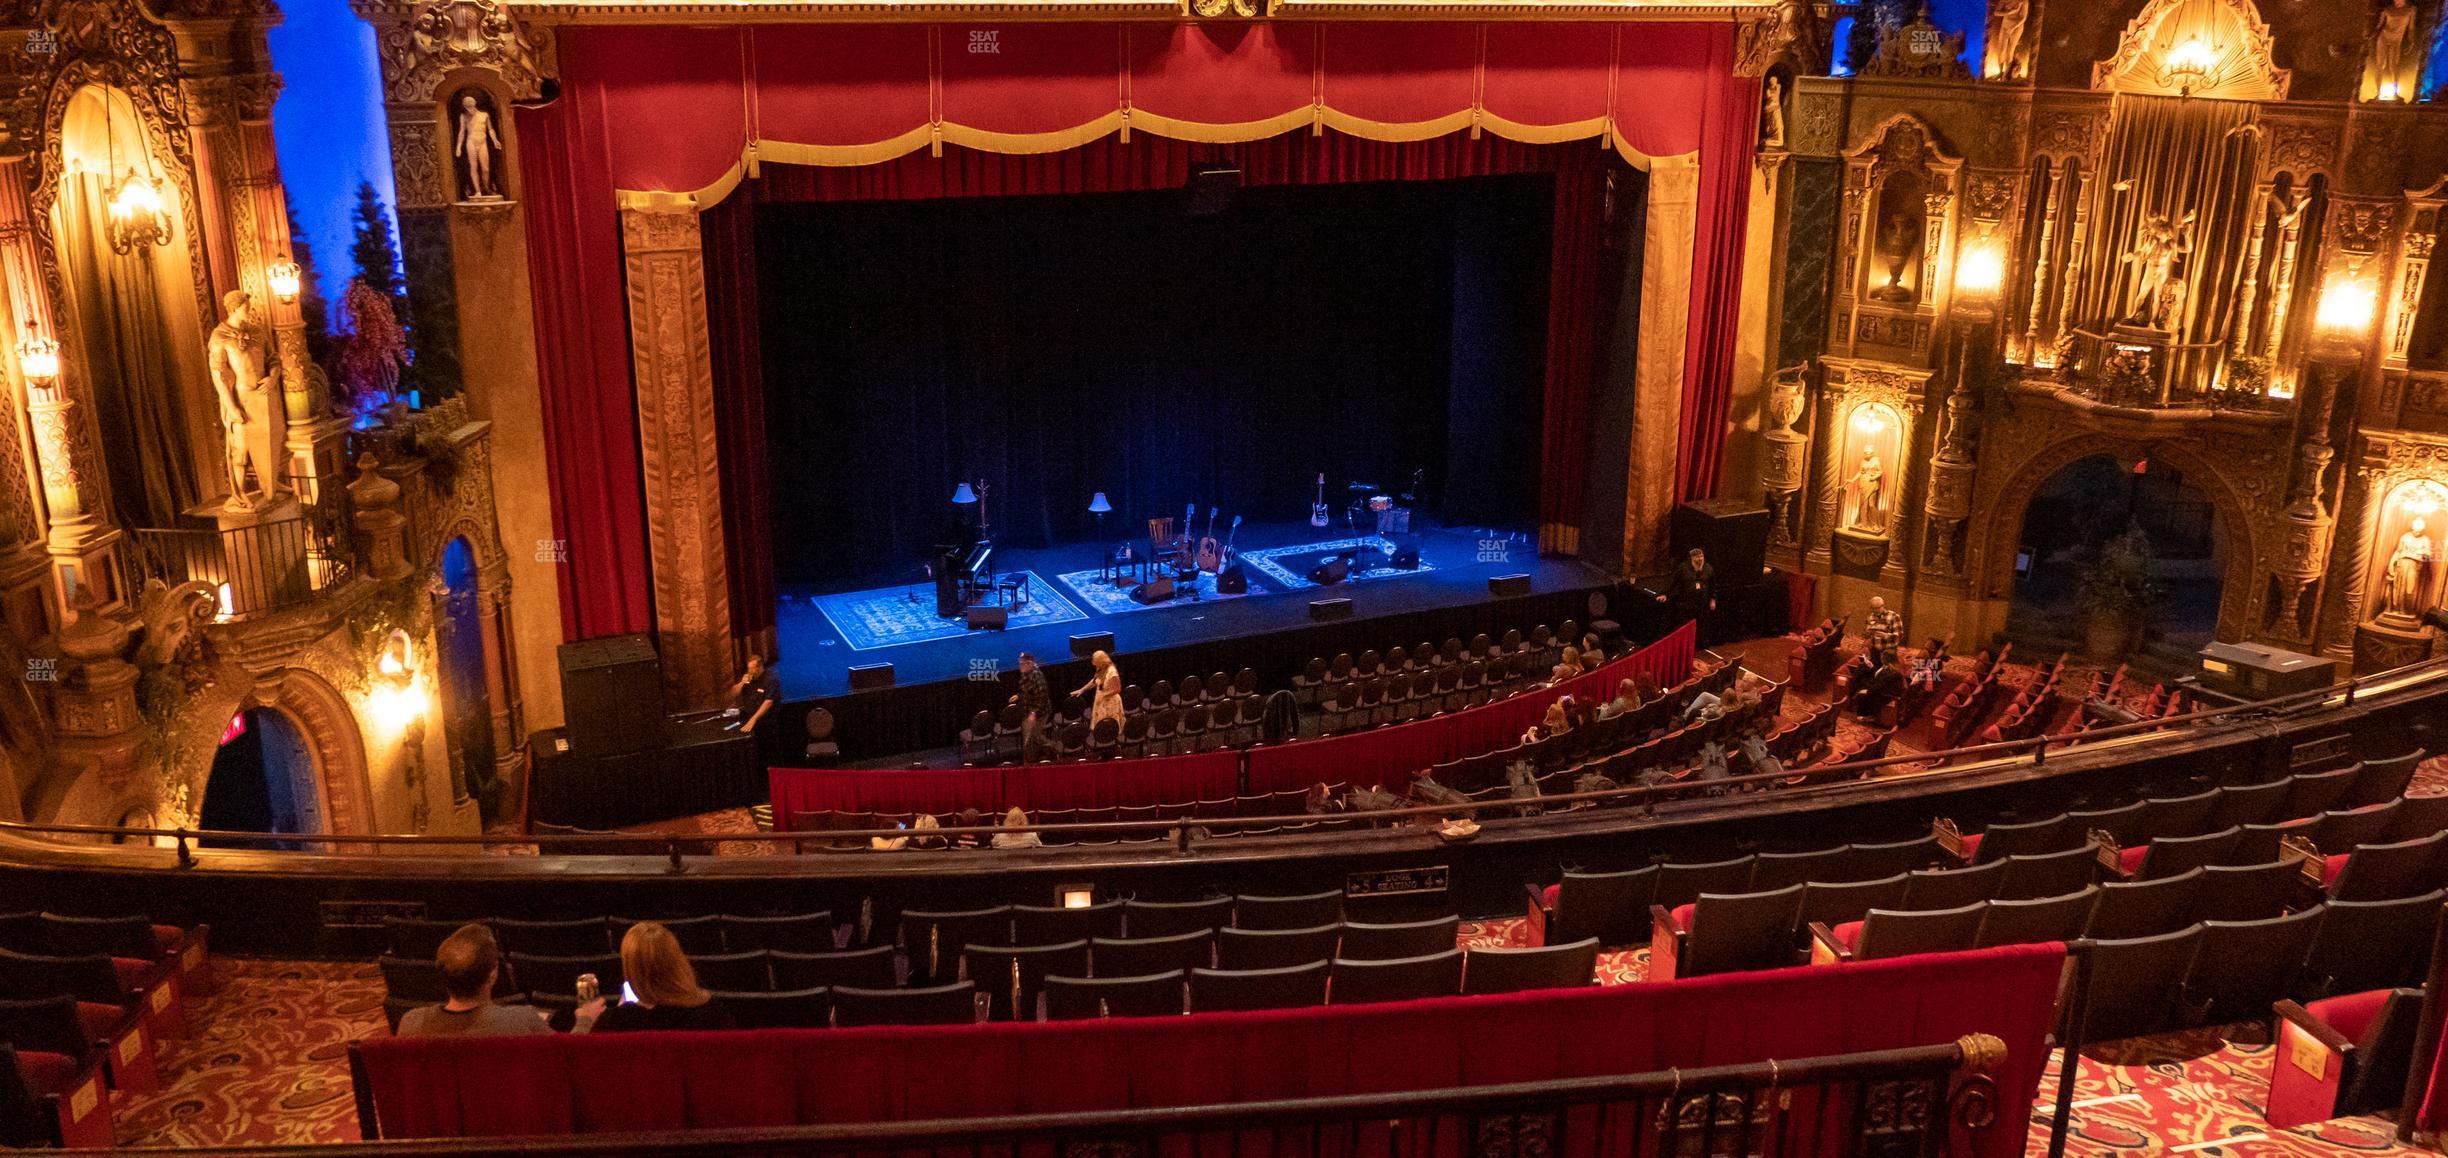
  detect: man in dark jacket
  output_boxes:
[1010,652,1051,763]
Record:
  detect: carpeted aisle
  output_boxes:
[112,957,385,1147]
[2027,1024,2424,1156]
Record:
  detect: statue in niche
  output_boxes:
[2151,254,2192,330]
[2385,515,2436,618]
[1841,446,1887,533]
[2123,211,2195,327]
[1870,212,1922,302]
[205,290,285,512]
[453,92,504,202]
[2371,0,2421,99]
[1761,76,1787,148]
[1984,0,2027,80]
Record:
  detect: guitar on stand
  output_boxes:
[1312,473,1330,528]
[1173,503,1200,581]
[1214,515,1248,594]
[1196,506,1225,573]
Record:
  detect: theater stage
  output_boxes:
[770,521,1627,759]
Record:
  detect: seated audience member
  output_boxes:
[952,808,985,850]
[1543,700,1573,737]
[576,922,737,1033]
[1551,647,1583,684]
[871,825,911,851]
[396,923,548,1037]
[1633,671,1663,704]
[908,813,949,851]
[1847,650,1907,719]
[1698,739,1731,783]
[1579,638,1606,672]
[991,806,1042,849]
[1303,783,1344,816]
[1680,687,1724,723]
[1739,732,1784,779]
[1597,678,1639,720]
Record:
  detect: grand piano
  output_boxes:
[935,538,994,617]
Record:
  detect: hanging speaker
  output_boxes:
[1184,163,1241,216]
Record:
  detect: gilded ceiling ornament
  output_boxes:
[361,0,555,105]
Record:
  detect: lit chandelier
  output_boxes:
[2156,36,2223,98]
[100,103,171,256]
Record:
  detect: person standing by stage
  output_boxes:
[1076,649,1125,731]
[1657,548,1717,640]
[728,652,779,735]
[1010,652,1052,763]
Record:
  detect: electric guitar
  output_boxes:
[1312,473,1330,528]
[1220,515,1242,566]
[1196,506,1226,572]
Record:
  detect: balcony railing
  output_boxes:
[128,471,358,619]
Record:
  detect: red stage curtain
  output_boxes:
[1674,30,1760,502]
[1541,144,1605,541]
[1245,620,1695,793]
[701,197,775,651]
[516,88,654,640]
[360,941,2063,1158]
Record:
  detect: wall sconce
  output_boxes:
[2394,480,2445,517]
[367,628,426,733]
[267,258,302,305]
[2158,37,2222,97]
[105,171,171,255]
[1850,406,1890,436]
[1056,884,1095,909]
[13,322,58,385]
[1953,237,2005,303]
[2313,264,2380,348]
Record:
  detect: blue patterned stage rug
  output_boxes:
[1239,536,1436,591]
[1053,567,1252,616]
[812,573,1087,651]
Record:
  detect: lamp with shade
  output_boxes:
[14,323,58,386]
[1088,490,1112,539]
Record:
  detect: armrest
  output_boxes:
[1646,904,1684,982]
[2274,999,2358,1055]
[2267,997,2356,1130]
[1807,920,1853,966]
[1523,882,1555,947]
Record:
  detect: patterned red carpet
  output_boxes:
[2030,1025,2424,1156]
[112,957,384,1147]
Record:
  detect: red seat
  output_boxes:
[2306,988,2389,1045]
[2118,845,2148,876]
[9,1047,112,1149]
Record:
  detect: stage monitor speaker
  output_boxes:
[848,662,896,691]
[1131,577,1176,604]
[964,603,1009,630]
[558,635,668,759]
[1185,163,1241,216]
[1671,499,1772,582]
[1216,563,1248,594]
[1488,574,1532,598]
[1309,597,1354,621]
[1309,557,1350,586]
[1390,547,1421,570]
[1070,631,1116,659]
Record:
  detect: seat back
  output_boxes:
[1012,902,1125,946]
[1330,950,1465,1005]
[1552,866,1659,946]
[1854,903,1986,961]
[611,916,724,956]
[832,982,977,1027]
[1749,847,1854,891]
[2388,794,2448,842]
[503,952,620,1002]
[1235,891,1344,930]
[719,912,836,954]
[490,918,612,958]
[2280,768,2359,820]
[2133,788,2221,843]
[2301,889,2445,998]
[35,915,157,962]
[1123,897,1234,939]
[2313,800,2405,853]
[2207,780,2290,830]
[685,951,771,994]
[2182,907,2325,1024]
[0,996,91,1063]
[1337,916,1461,962]
[1216,924,1341,971]
[1092,929,1215,978]
[2085,868,2205,940]
[378,954,448,1005]
[1188,961,1330,1012]
[2133,827,2242,880]
[2074,925,2205,1042]
[902,907,1015,983]
[2330,832,2448,902]
[2236,817,2318,865]
[1975,887,2099,948]
[2065,802,2147,847]
[384,916,467,961]
[1902,860,2007,910]
[712,986,832,1030]
[1044,971,1186,1020]
[1798,873,1912,933]
[1681,885,1806,977]
[1654,857,1757,910]
[1462,938,1600,996]
[1996,846,2102,901]
[1969,814,2076,863]
[768,945,897,991]
[2195,860,2310,923]
[2346,750,2427,809]
[962,940,1090,1021]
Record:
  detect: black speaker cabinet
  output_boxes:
[1309,557,1350,586]
[1390,547,1421,570]
[1216,563,1248,594]
[964,603,1009,630]
[1070,631,1116,659]
[1309,597,1354,621]
[1131,577,1177,604]
[557,634,667,759]
[1670,499,1771,582]
[848,662,896,691]
[1488,574,1532,598]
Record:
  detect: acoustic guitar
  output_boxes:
[1196,506,1225,572]
[1311,473,1330,528]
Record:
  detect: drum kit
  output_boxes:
[1340,468,1424,535]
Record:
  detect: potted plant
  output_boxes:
[2075,526,2161,660]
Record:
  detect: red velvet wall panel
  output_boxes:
[1126,23,1315,130]
[750,26,935,151]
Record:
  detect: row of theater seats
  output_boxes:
[1931,644,2022,748]
[377,895,1602,1030]
[1313,654,1557,736]
[1785,617,1849,691]
[785,784,1357,849]
[0,912,210,1149]
[1973,653,2069,746]
[1421,663,1741,795]
[1292,624,1604,709]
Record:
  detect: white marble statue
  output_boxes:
[1761,76,1787,147]
[2386,515,2435,617]
[455,93,504,201]
[1985,0,2026,80]
[1842,447,1887,533]
[2124,211,2194,327]
[2372,0,2421,99]
[205,290,285,512]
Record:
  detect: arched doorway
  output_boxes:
[198,708,320,849]
[2003,453,2227,667]
[433,538,487,811]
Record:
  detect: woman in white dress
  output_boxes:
[1076,650,1125,729]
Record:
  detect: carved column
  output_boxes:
[347,452,412,582]
[621,206,734,710]
[2231,185,2271,357]
[1758,366,1812,550]
[0,150,121,616]
[48,592,142,803]
[1624,155,1699,573]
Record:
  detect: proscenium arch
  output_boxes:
[1973,436,2263,643]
